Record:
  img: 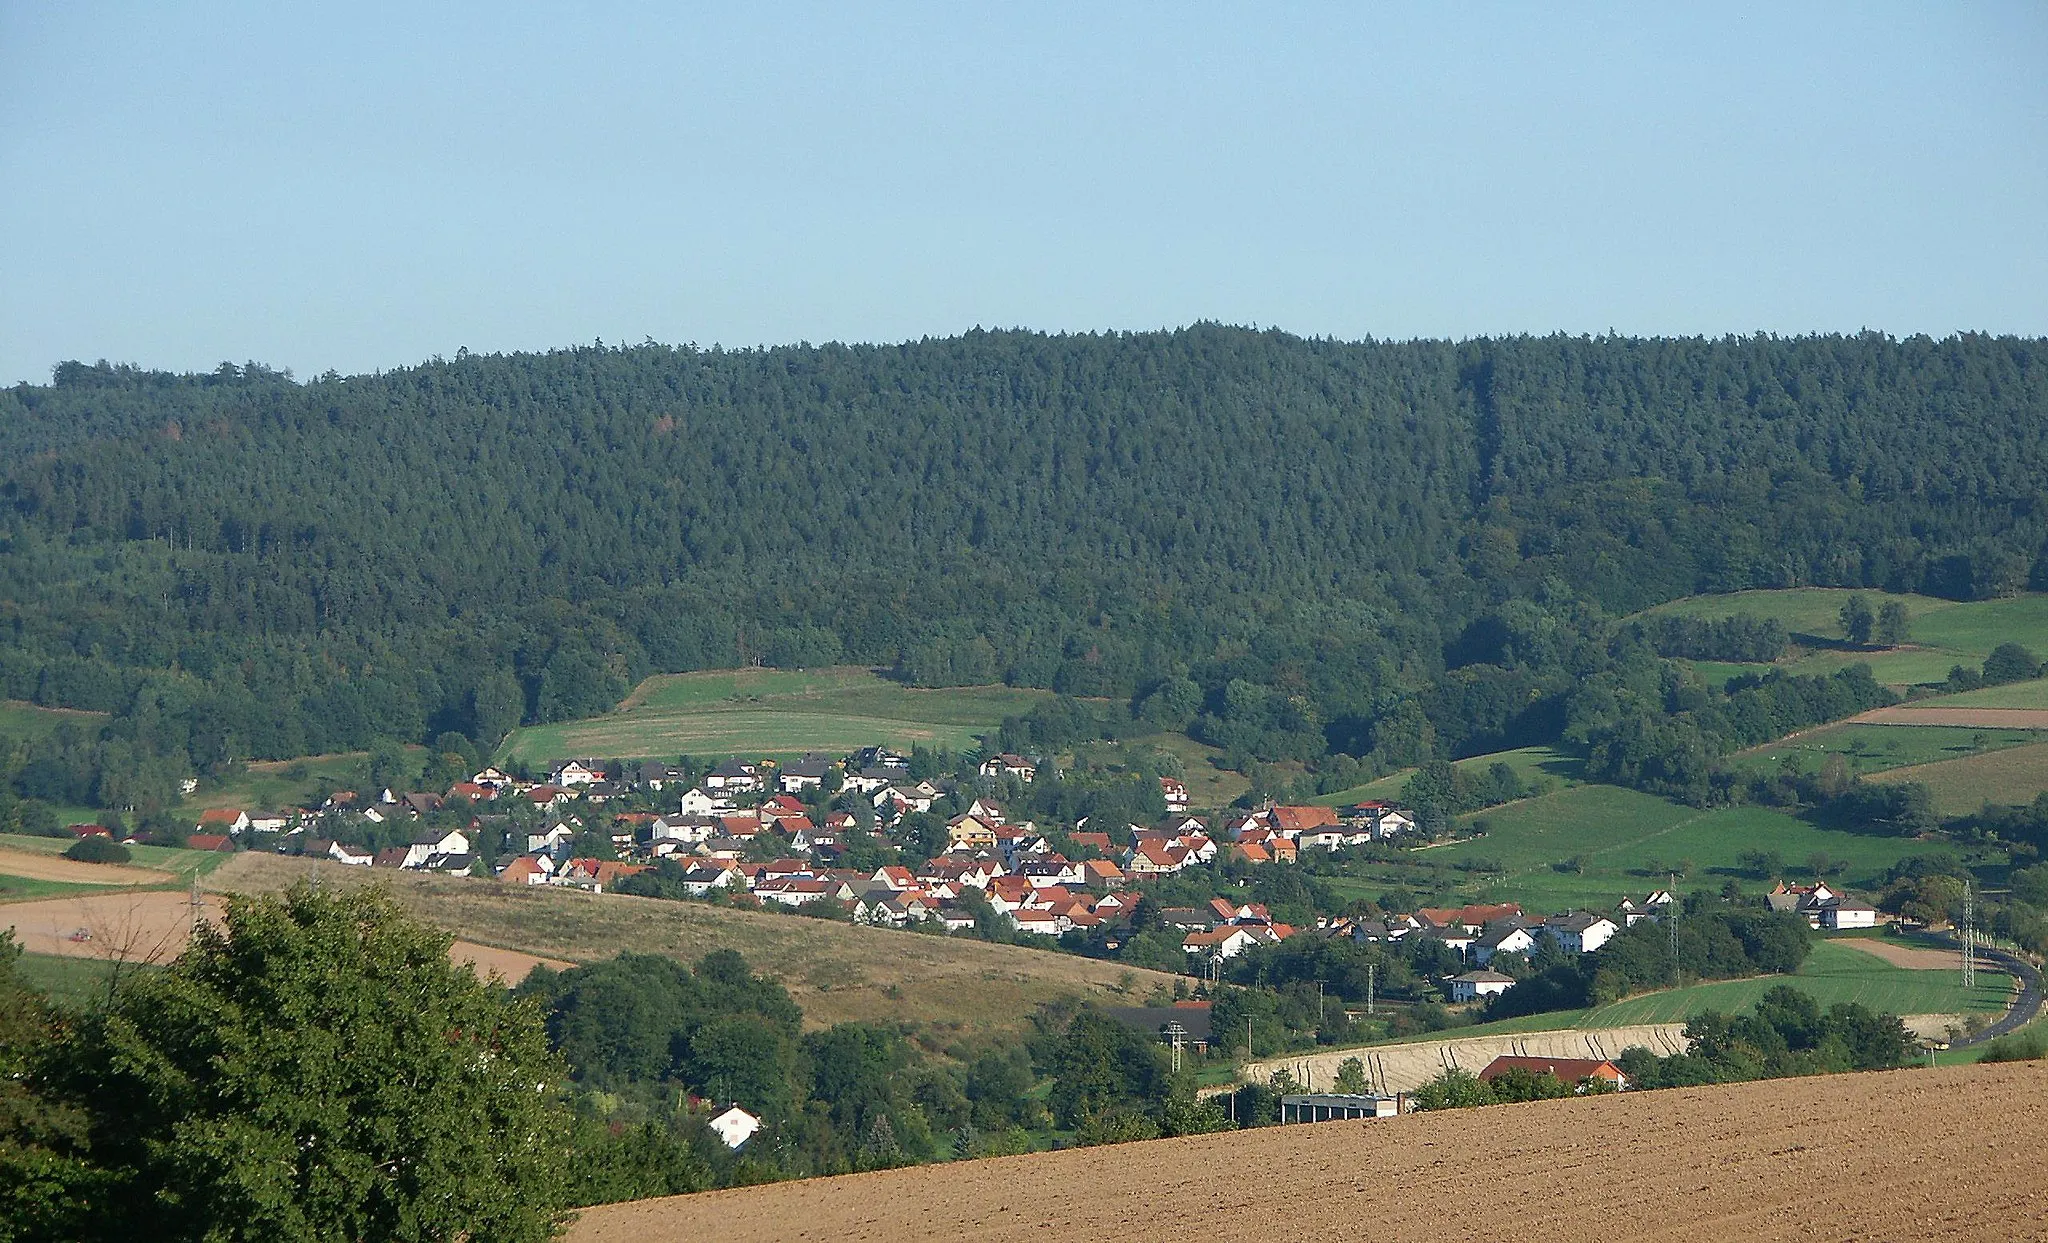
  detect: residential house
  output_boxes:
[946,814,1000,851]
[778,756,833,793]
[1269,805,1341,840]
[978,753,1038,783]
[198,808,252,835]
[1472,923,1539,965]
[708,1106,761,1149]
[499,856,550,885]
[1477,1055,1626,1092]
[186,833,235,852]
[1447,970,1518,1003]
[403,828,473,870]
[633,761,685,791]
[327,840,374,867]
[1159,776,1189,812]
[676,787,724,817]
[704,760,763,792]
[550,760,604,787]
[1545,912,1620,955]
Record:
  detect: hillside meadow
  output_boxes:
[1867,741,2048,816]
[498,667,1053,766]
[210,854,1176,1039]
[1357,784,1942,913]
[1642,588,2048,688]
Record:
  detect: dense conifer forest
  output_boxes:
[1,327,2044,806]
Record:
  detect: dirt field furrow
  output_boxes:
[570,1062,2048,1243]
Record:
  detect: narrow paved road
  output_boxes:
[1938,936,2043,1048]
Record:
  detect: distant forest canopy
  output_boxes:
[2,327,2045,802]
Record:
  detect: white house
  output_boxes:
[708,1105,761,1149]
[1545,912,1620,955]
[550,760,603,787]
[1448,970,1518,1003]
[403,828,472,870]
[1473,924,1539,965]
[675,787,726,817]
[1820,899,1881,930]
[328,841,374,867]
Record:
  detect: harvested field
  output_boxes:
[1867,740,2048,815]
[1837,937,1969,971]
[1851,705,2048,729]
[212,854,1175,1034]
[0,888,567,984]
[0,848,168,886]
[1240,1024,1689,1095]
[570,1062,2048,1243]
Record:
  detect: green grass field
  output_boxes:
[0,701,109,739]
[0,876,118,904]
[1639,589,2048,689]
[180,751,376,815]
[1582,938,2010,1025]
[0,833,235,881]
[1314,745,1585,808]
[1727,723,2040,779]
[10,951,162,1010]
[499,667,1060,767]
[1866,741,2048,816]
[1418,785,1934,912]
[1917,677,2048,710]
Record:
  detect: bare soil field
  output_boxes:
[1240,1024,1689,1095]
[1837,937,1968,971]
[571,1061,2048,1243]
[0,848,168,886]
[212,854,1176,1034]
[0,888,568,984]
[1852,705,2048,729]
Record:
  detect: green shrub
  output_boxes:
[63,836,131,865]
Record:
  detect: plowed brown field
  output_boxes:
[570,1062,2048,1243]
[0,889,567,982]
[0,848,167,885]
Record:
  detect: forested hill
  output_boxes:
[1,328,2044,795]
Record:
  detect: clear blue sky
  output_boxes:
[2,3,2043,384]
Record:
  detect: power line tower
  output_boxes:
[1366,963,1376,1016]
[1165,1021,1186,1075]
[1961,878,1976,990]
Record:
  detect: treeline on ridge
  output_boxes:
[2,328,2045,808]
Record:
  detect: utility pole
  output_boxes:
[1962,879,1976,990]
[1317,979,1325,1023]
[1166,1022,1185,1075]
[1366,963,1376,1016]
[189,871,203,939]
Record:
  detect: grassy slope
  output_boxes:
[1313,745,1584,808]
[1414,785,1931,912]
[1582,938,2010,1025]
[499,667,1056,766]
[0,833,234,881]
[1639,589,2048,688]
[178,751,377,815]
[0,701,109,738]
[10,951,157,1010]
[1866,741,2048,816]
[1913,676,2048,710]
[1727,723,2041,779]
[211,854,1176,1039]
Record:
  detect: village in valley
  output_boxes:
[162,741,1891,1071]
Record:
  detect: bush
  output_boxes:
[1977,1029,2048,1064]
[63,836,131,864]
